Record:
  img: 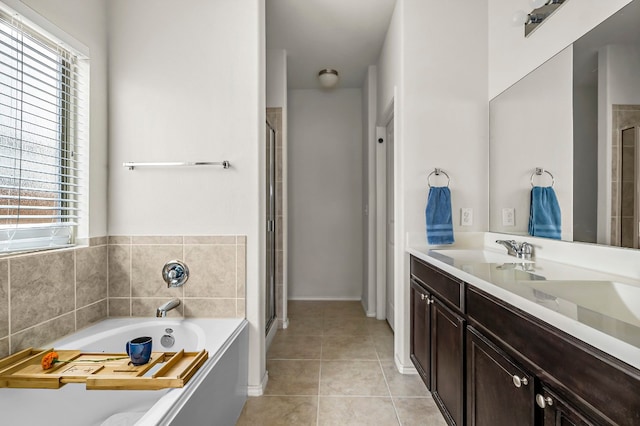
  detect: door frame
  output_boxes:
[376,101,395,322]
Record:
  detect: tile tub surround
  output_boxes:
[0,237,108,358]
[236,301,447,426]
[107,235,246,319]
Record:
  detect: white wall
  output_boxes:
[489,0,633,99]
[376,2,401,123]
[288,89,363,300]
[107,0,265,392]
[573,78,598,243]
[489,47,574,240]
[266,49,287,108]
[10,0,109,238]
[376,0,488,371]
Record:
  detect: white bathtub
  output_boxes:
[0,317,248,426]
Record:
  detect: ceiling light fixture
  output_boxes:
[318,69,339,89]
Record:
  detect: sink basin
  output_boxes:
[430,249,534,264]
[520,280,640,327]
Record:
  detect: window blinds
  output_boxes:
[0,8,86,253]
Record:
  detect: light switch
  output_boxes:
[461,208,473,226]
[502,208,515,226]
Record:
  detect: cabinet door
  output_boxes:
[466,327,535,426]
[431,298,465,426]
[410,279,431,389]
[537,385,598,426]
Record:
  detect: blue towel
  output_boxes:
[529,186,561,239]
[426,186,454,245]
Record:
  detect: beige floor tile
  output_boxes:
[323,317,369,335]
[236,396,317,426]
[373,334,395,361]
[288,301,324,318]
[318,396,399,426]
[381,361,430,397]
[320,360,389,396]
[265,360,320,395]
[323,301,366,318]
[321,334,378,360]
[268,334,322,359]
[282,316,324,335]
[393,397,448,426]
[366,318,394,338]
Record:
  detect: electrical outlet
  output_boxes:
[502,208,515,226]
[461,208,473,226]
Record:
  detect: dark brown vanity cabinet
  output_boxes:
[537,385,596,426]
[410,279,431,388]
[410,257,465,426]
[466,285,640,426]
[431,298,465,426]
[466,326,535,426]
[409,255,640,426]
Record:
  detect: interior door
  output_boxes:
[386,117,395,330]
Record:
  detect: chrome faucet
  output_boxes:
[495,240,533,260]
[156,298,181,318]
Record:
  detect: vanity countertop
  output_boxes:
[407,245,640,370]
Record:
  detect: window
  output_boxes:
[0,6,87,253]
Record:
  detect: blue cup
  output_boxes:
[126,336,152,365]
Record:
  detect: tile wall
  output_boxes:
[0,235,247,359]
[611,105,640,247]
[107,235,246,319]
[0,237,108,358]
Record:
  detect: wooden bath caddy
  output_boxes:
[0,347,208,390]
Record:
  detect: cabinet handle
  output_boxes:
[419,294,433,304]
[536,394,553,408]
[512,375,529,388]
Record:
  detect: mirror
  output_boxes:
[489,0,640,249]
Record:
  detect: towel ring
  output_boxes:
[530,168,555,187]
[427,168,450,188]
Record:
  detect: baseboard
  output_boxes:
[395,354,418,375]
[278,317,289,329]
[366,310,377,318]
[247,371,268,396]
[288,297,362,301]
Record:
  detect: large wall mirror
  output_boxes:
[489,0,640,249]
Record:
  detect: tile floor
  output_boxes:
[236,301,448,425]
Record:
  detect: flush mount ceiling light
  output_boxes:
[513,0,567,37]
[318,69,339,89]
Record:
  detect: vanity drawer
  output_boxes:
[410,256,464,312]
[466,286,640,426]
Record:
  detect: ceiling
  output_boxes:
[266,0,397,90]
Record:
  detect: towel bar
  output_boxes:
[123,161,230,170]
[427,168,450,188]
[530,167,554,187]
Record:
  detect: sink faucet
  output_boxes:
[156,298,181,318]
[495,240,533,260]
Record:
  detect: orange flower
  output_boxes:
[41,351,59,370]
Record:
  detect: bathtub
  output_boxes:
[0,317,248,426]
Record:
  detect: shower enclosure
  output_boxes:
[266,121,277,333]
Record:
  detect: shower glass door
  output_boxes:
[266,121,277,333]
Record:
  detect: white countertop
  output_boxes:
[407,244,640,371]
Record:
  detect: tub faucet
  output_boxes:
[157,298,181,318]
[495,240,533,260]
